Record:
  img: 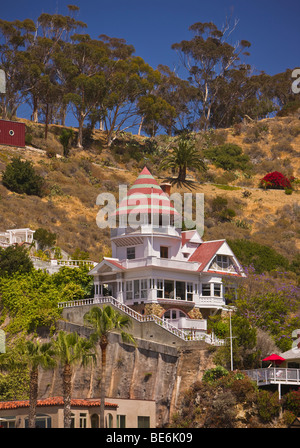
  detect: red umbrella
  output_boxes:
[262,354,285,366]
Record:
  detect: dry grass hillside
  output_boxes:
[0,115,299,263]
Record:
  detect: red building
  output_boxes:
[0,119,25,147]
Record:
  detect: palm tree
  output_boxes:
[0,339,56,428]
[83,305,135,428]
[160,132,206,189]
[21,340,56,428]
[53,330,96,428]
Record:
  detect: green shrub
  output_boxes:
[202,366,229,383]
[204,143,250,171]
[59,128,74,157]
[257,390,280,422]
[227,239,290,273]
[2,157,44,197]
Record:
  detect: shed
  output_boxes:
[0,119,25,147]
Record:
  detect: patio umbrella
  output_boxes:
[262,354,285,366]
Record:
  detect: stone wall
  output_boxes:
[40,304,216,427]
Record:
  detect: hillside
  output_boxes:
[0,115,299,265]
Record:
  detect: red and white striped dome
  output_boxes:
[114,167,180,216]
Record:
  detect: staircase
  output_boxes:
[58,296,224,345]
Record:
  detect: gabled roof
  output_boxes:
[181,230,203,247]
[188,240,225,272]
[89,257,126,275]
[114,166,180,216]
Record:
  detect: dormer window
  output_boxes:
[127,247,136,259]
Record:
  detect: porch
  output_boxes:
[243,368,300,399]
[243,368,300,386]
[94,277,226,309]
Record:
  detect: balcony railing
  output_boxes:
[58,296,224,345]
[243,368,300,386]
[111,225,181,238]
[119,256,200,271]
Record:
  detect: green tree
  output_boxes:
[0,18,36,119]
[19,339,56,428]
[0,245,33,277]
[34,228,57,251]
[53,330,96,428]
[160,132,206,187]
[172,21,251,130]
[83,305,135,428]
[2,157,44,196]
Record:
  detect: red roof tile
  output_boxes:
[104,258,126,270]
[0,397,118,410]
[188,240,225,271]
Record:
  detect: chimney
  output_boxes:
[160,182,171,196]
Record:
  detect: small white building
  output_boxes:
[0,228,35,248]
[89,167,245,339]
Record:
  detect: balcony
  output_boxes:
[120,256,200,272]
[111,225,181,239]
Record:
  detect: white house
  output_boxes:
[89,167,245,338]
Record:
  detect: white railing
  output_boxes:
[243,368,300,386]
[54,259,98,268]
[121,256,200,271]
[58,296,224,345]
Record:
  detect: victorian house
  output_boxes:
[89,167,244,339]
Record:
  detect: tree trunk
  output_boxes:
[77,113,84,148]
[44,103,49,140]
[28,367,38,428]
[63,363,72,428]
[100,340,108,428]
[32,97,39,123]
[178,164,187,182]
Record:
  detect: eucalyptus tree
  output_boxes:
[25,9,87,124]
[171,20,251,130]
[97,35,165,146]
[63,34,108,148]
[84,305,135,428]
[53,330,96,428]
[0,18,36,119]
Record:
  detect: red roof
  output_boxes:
[0,396,118,410]
[188,240,225,271]
[114,166,180,216]
[103,258,126,270]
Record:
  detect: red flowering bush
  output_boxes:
[260,171,293,189]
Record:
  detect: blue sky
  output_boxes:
[1,0,299,123]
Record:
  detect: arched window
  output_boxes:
[105,413,113,428]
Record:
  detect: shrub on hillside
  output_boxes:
[227,239,289,274]
[2,157,44,197]
[259,171,293,190]
[204,143,250,171]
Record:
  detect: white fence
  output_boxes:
[243,368,300,386]
[58,296,224,345]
